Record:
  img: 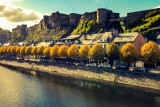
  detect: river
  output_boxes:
[0,66,160,107]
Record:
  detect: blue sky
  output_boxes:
[0,0,160,30]
[12,0,160,16]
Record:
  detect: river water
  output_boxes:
[0,66,160,107]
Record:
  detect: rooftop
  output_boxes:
[62,35,81,40]
[113,32,139,43]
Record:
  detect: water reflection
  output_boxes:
[0,66,159,107]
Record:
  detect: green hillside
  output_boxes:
[0,28,11,43]
[72,20,104,35]
[125,10,160,41]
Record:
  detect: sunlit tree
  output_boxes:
[11,46,17,55]
[91,43,104,66]
[43,46,51,57]
[20,46,26,57]
[25,46,33,56]
[50,45,60,58]
[67,44,79,59]
[79,45,90,58]
[120,43,139,67]
[0,47,5,55]
[16,47,21,55]
[7,46,12,55]
[106,42,120,68]
[31,46,38,56]
[141,41,159,65]
[58,45,68,58]
[37,46,45,56]
[3,46,8,55]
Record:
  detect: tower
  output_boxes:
[97,8,107,24]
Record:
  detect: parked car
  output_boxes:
[116,63,129,70]
[133,67,149,73]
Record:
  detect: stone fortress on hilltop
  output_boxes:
[124,8,160,28]
[42,8,120,29]
[12,7,160,40]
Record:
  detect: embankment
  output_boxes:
[0,59,160,96]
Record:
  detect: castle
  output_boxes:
[43,8,119,29]
[124,8,160,28]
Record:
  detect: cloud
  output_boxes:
[0,0,44,31]
[154,5,160,9]
[0,4,43,23]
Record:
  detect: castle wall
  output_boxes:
[80,11,97,22]
[97,9,107,23]
[124,8,160,28]
[69,13,81,25]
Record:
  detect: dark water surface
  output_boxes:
[0,66,160,107]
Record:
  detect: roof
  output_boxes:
[62,35,81,40]
[157,34,160,39]
[113,32,139,43]
[79,33,104,45]
[37,42,54,47]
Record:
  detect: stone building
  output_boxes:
[124,8,160,28]
[43,8,120,29]
[113,32,147,51]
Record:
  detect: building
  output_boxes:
[37,41,55,47]
[113,32,146,51]
[156,34,160,47]
[3,43,12,46]
[55,35,81,47]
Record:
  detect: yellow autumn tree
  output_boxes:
[50,45,60,58]
[20,46,26,56]
[16,47,21,55]
[120,43,139,66]
[67,44,79,59]
[91,44,104,65]
[7,46,12,55]
[58,45,68,58]
[106,42,120,68]
[43,46,51,57]
[25,46,33,56]
[141,41,159,65]
[37,46,45,56]
[3,46,8,55]
[0,47,4,55]
[79,45,90,58]
[11,46,17,55]
[31,46,38,56]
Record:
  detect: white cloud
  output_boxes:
[0,0,43,31]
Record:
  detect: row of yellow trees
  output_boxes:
[0,41,159,66]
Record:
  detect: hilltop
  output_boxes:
[8,8,122,45]
[123,9,160,41]
[0,28,11,44]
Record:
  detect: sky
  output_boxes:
[0,0,160,31]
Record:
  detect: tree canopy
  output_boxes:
[20,46,26,56]
[141,41,160,64]
[120,43,139,64]
[50,45,59,58]
[58,45,68,58]
[25,46,33,56]
[91,44,104,62]
[37,46,45,56]
[79,45,90,58]
[43,46,51,57]
[67,44,79,59]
